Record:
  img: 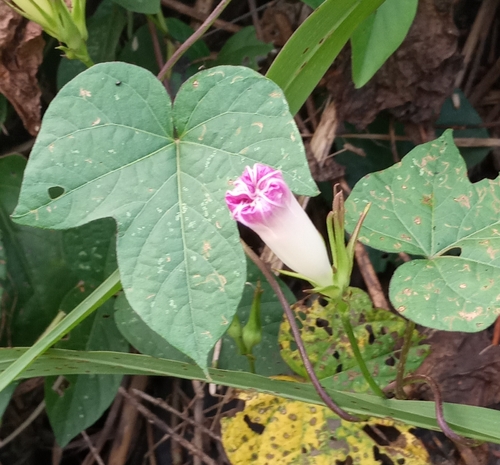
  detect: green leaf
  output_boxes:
[300,0,325,8]
[0,382,16,423]
[0,156,76,346]
[116,258,294,376]
[110,0,160,14]
[1,348,499,444]
[345,130,500,332]
[216,26,273,70]
[45,219,123,447]
[45,294,127,447]
[279,288,427,390]
[12,63,316,368]
[351,0,418,87]
[114,292,192,362]
[437,89,490,168]
[218,259,294,376]
[57,0,127,88]
[166,17,211,61]
[266,0,385,115]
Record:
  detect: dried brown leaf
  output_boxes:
[0,3,44,136]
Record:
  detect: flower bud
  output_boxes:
[5,0,91,66]
[225,163,333,288]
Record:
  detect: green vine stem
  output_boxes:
[395,319,416,399]
[339,302,385,398]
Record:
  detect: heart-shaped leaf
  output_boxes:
[12,63,316,367]
[345,130,500,331]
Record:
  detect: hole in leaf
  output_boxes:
[375,424,402,442]
[373,445,395,464]
[365,324,375,344]
[335,456,353,465]
[318,296,328,306]
[363,427,390,446]
[445,247,462,256]
[243,415,265,434]
[48,186,65,199]
[332,350,340,359]
[335,363,343,373]
[385,356,396,366]
[315,317,332,336]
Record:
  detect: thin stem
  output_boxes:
[0,269,122,392]
[157,0,232,81]
[395,320,416,399]
[241,240,360,422]
[247,354,256,374]
[340,307,385,398]
[401,375,480,447]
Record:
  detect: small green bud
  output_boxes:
[242,281,263,353]
[227,314,246,355]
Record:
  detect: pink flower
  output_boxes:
[225,164,333,288]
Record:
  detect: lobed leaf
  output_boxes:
[345,130,500,331]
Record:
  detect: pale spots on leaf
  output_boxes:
[269,91,281,98]
[454,195,471,209]
[393,242,402,249]
[79,88,92,98]
[421,194,433,207]
[230,75,243,84]
[459,307,483,321]
[414,216,421,225]
[202,241,211,260]
[196,272,227,291]
[192,80,199,88]
[207,70,225,77]
[239,147,249,155]
[403,288,412,296]
[234,127,241,136]
[215,221,222,229]
[437,174,449,188]
[397,306,406,313]
[49,144,55,152]
[400,234,411,241]
[290,132,295,142]
[482,279,494,291]
[486,246,499,259]
[459,283,467,289]
[198,124,207,141]
[201,330,213,339]
[369,190,390,203]
[424,294,431,301]
[91,117,101,126]
[251,122,264,133]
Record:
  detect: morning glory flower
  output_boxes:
[225,163,333,288]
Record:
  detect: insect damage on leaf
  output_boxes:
[345,130,500,332]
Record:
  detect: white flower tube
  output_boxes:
[225,163,333,288]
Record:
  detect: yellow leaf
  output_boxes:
[222,387,430,464]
